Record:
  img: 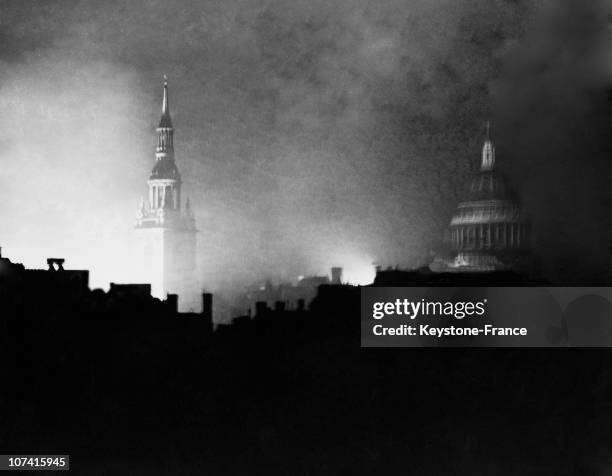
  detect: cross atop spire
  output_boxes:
[159,75,172,128]
[481,120,495,171]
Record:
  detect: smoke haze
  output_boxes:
[0,0,610,291]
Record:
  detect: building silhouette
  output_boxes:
[235,268,343,318]
[135,77,198,309]
[0,248,213,330]
[446,122,530,271]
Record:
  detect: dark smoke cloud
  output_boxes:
[0,0,608,290]
[492,0,612,282]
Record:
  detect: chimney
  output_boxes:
[331,267,343,285]
[202,293,213,322]
[47,258,65,271]
[166,293,178,313]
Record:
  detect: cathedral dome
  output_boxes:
[467,170,512,201]
[446,123,530,271]
[450,198,524,227]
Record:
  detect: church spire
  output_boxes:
[481,120,495,171]
[159,75,173,129]
[135,76,198,308]
[155,75,175,163]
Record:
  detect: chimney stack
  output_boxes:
[331,267,343,285]
[202,292,213,320]
[47,258,65,271]
[166,293,178,313]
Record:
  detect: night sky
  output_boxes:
[0,0,611,291]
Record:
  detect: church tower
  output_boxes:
[135,76,198,309]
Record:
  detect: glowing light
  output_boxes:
[337,255,377,285]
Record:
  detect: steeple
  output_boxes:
[153,75,178,179]
[481,120,495,171]
[159,75,172,128]
[135,76,199,310]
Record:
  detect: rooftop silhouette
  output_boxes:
[0,248,609,474]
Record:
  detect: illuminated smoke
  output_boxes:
[0,0,609,292]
